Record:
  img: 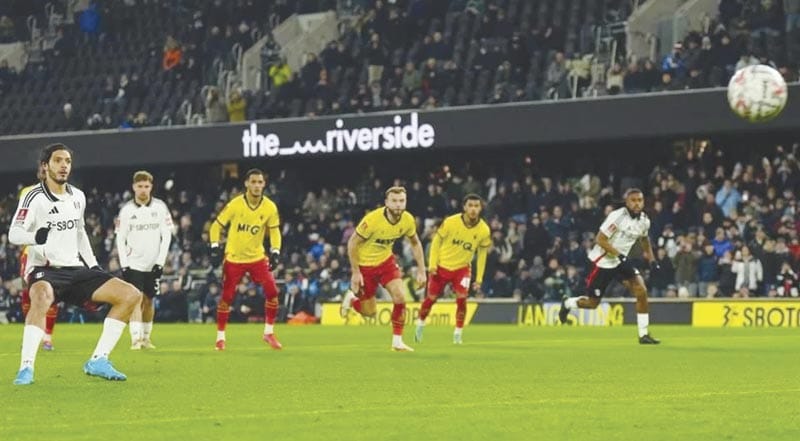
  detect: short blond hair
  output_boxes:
[384,186,407,197]
[133,170,154,183]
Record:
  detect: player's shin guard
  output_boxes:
[216,301,231,332]
[391,303,406,336]
[264,296,278,325]
[45,304,58,335]
[455,297,467,329]
[418,296,435,322]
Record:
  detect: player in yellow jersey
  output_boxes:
[19,168,60,351]
[209,169,283,351]
[340,186,427,351]
[414,194,491,344]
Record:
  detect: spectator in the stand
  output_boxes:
[201,282,220,323]
[545,51,567,98]
[749,0,783,41]
[226,89,247,122]
[640,59,661,92]
[775,261,799,297]
[268,57,291,89]
[205,87,228,123]
[732,246,764,295]
[787,0,800,33]
[697,243,720,295]
[0,15,15,43]
[673,241,700,296]
[623,61,645,94]
[402,61,422,94]
[662,43,687,79]
[712,33,739,78]
[365,33,388,85]
[686,68,706,89]
[79,2,101,40]
[300,52,322,94]
[60,103,84,132]
[715,179,742,218]
[736,52,760,72]
[0,60,15,93]
[605,63,625,95]
[653,72,683,92]
[712,227,735,258]
[163,35,183,71]
[650,248,675,297]
[430,32,451,60]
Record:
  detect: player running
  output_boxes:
[341,186,427,352]
[558,188,660,344]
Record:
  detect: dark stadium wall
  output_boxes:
[1,85,799,173]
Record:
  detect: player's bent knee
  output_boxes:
[29,288,54,308]
[361,300,377,317]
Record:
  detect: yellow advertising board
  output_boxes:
[321,302,478,326]
[517,302,625,326]
[693,301,800,327]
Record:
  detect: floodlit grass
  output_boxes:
[1,324,798,441]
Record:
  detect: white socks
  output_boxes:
[20,325,45,370]
[129,321,142,343]
[637,313,650,337]
[142,322,153,340]
[91,318,126,360]
[264,323,274,335]
[392,335,403,346]
[453,327,463,336]
[417,319,425,327]
[217,330,226,341]
[564,297,580,309]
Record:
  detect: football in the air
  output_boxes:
[727,64,788,123]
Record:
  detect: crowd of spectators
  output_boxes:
[2,138,800,324]
[2,1,799,136]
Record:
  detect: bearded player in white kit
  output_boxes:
[116,171,173,349]
[559,188,661,344]
[10,144,143,385]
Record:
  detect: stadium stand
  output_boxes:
[2,0,795,136]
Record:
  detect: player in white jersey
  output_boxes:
[116,171,173,350]
[558,188,661,344]
[9,143,143,385]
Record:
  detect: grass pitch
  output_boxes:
[1,324,798,441]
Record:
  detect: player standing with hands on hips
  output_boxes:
[559,188,661,344]
[116,171,173,350]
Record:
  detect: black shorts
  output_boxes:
[584,260,640,298]
[123,269,160,298]
[28,266,114,307]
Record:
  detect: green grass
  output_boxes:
[1,324,798,441]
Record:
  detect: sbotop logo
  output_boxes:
[242,112,435,158]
